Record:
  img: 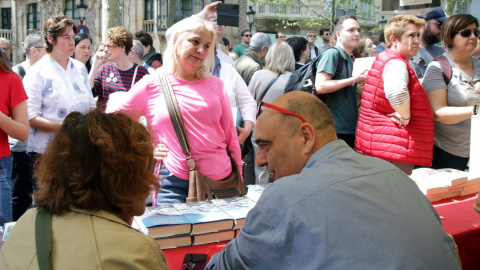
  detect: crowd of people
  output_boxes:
[0,1,479,268]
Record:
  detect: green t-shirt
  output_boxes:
[233,44,249,57]
[316,46,357,135]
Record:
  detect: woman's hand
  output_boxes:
[202,1,222,20]
[237,120,253,146]
[387,112,410,126]
[153,143,169,162]
[92,51,107,68]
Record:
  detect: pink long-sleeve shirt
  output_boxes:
[112,73,242,181]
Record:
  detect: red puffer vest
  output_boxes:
[355,49,434,166]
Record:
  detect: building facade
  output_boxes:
[1,0,466,64]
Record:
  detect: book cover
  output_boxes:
[245,184,268,203]
[211,196,256,230]
[410,168,450,195]
[192,230,235,246]
[2,222,16,242]
[135,205,192,238]
[173,201,234,235]
[155,235,192,249]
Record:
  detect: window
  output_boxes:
[1,8,11,29]
[174,0,193,23]
[27,4,40,31]
[145,0,154,20]
[64,0,78,25]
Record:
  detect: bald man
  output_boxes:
[206,92,460,269]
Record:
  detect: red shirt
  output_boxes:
[0,69,28,158]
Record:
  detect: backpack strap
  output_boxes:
[35,208,53,270]
[13,64,26,79]
[319,47,345,80]
[330,47,345,80]
[433,54,452,86]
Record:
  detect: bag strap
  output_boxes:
[259,73,282,102]
[35,208,53,270]
[131,65,139,89]
[434,54,452,86]
[157,72,195,169]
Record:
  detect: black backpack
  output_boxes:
[284,47,344,100]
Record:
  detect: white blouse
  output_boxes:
[23,55,96,154]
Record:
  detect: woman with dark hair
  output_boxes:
[356,15,434,175]
[0,111,168,269]
[23,15,95,160]
[73,33,92,72]
[0,48,29,226]
[422,14,480,170]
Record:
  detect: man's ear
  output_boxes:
[299,123,315,155]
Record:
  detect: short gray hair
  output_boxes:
[249,32,271,52]
[131,40,144,59]
[24,32,44,56]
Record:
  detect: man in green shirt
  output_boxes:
[314,16,367,148]
[233,30,251,57]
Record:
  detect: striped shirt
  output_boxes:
[92,62,149,112]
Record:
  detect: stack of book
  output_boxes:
[134,185,267,249]
[410,168,479,202]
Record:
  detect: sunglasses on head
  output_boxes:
[53,15,67,22]
[457,28,479,38]
[257,101,307,123]
[243,34,252,37]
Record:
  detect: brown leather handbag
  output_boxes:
[158,72,244,202]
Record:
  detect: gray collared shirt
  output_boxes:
[206,140,460,270]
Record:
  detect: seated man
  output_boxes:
[206,92,460,269]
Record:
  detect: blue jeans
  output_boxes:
[156,163,189,205]
[0,155,13,225]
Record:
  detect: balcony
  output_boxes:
[0,29,13,41]
[143,20,155,33]
[254,2,324,21]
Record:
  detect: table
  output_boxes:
[162,194,480,270]
[162,241,228,270]
[433,194,480,270]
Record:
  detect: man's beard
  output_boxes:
[423,27,441,45]
[322,36,330,43]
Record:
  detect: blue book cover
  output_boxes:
[173,201,234,235]
[135,205,191,238]
[211,197,256,229]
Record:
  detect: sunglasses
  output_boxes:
[257,101,307,123]
[307,35,317,38]
[53,15,68,22]
[427,20,442,27]
[457,28,479,38]
[243,34,252,37]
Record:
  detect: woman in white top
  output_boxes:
[23,15,95,157]
[422,14,480,170]
[248,41,295,184]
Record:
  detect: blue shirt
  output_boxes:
[316,46,357,134]
[206,140,460,270]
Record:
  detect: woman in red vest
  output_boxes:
[355,15,434,175]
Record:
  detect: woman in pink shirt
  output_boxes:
[111,16,241,204]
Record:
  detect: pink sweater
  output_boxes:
[112,73,242,181]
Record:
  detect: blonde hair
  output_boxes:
[385,15,425,48]
[264,41,295,74]
[162,17,215,79]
